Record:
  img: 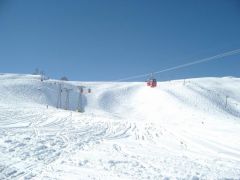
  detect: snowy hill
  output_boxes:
[0,73,240,179]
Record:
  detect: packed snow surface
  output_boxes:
[0,74,240,179]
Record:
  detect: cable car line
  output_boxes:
[116,48,240,82]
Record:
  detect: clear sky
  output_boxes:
[0,0,240,81]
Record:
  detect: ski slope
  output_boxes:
[0,73,240,179]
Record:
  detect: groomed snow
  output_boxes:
[0,74,240,179]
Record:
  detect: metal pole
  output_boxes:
[225,95,229,108]
[57,84,62,108]
[80,92,83,112]
[59,84,62,108]
[64,88,72,110]
[77,86,84,112]
[66,89,69,110]
[77,93,80,111]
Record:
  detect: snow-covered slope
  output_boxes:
[0,74,240,179]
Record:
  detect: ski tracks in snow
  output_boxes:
[0,106,136,179]
[1,76,240,179]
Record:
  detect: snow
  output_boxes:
[0,73,240,179]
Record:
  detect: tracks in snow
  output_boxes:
[0,106,135,179]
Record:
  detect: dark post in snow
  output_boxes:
[64,88,72,110]
[57,83,62,109]
[225,95,229,108]
[77,86,84,112]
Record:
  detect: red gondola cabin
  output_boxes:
[147,78,157,88]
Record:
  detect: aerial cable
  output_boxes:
[116,48,240,82]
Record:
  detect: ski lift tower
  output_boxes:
[77,86,91,113]
[63,88,72,110]
[56,83,63,109]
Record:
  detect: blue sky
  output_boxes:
[0,0,240,81]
